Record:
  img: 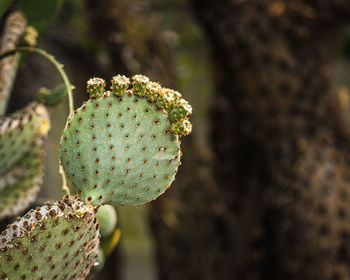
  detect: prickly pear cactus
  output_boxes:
[0,139,44,219]
[0,102,50,175]
[59,75,192,206]
[0,195,100,280]
[0,11,27,116]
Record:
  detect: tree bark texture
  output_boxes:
[150,1,350,279]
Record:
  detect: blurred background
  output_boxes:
[3,0,350,279]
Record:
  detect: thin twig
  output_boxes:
[0,46,74,115]
[59,163,70,195]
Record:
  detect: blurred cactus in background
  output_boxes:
[3,0,350,280]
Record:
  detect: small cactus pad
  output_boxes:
[169,98,192,123]
[38,84,67,107]
[87,78,106,99]
[145,82,162,102]
[132,75,149,97]
[60,90,181,206]
[111,75,130,97]
[0,195,100,280]
[96,205,117,238]
[0,140,44,219]
[156,88,176,111]
[0,102,50,175]
[171,118,192,137]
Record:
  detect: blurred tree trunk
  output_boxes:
[150,0,350,279]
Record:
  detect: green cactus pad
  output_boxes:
[0,140,44,219]
[87,78,106,99]
[59,91,181,206]
[38,84,67,107]
[0,12,27,116]
[156,88,176,111]
[0,195,100,280]
[111,75,130,97]
[145,82,162,102]
[0,102,50,175]
[132,75,149,97]
[171,118,192,137]
[169,98,192,123]
[96,205,117,238]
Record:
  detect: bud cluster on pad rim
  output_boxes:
[59,75,193,206]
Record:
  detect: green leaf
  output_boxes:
[19,0,63,34]
[0,0,12,20]
[38,84,67,106]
